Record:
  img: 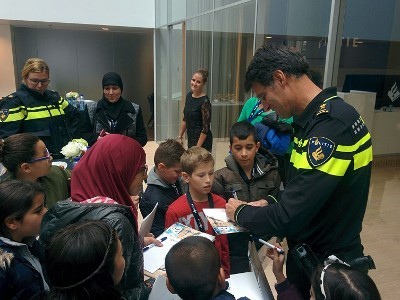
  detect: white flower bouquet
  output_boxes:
[61,138,89,159]
[66,91,79,99]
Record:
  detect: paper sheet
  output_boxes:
[143,236,179,273]
[139,202,158,239]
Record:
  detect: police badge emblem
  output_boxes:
[307,137,335,167]
[0,109,9,122]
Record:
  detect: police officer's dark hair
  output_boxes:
[244,44,309,91]
[229,121,257,145]
[154,139,185,168]
[0,180,45,238]
[311,263,381,300]
[165,236,220,300]
[0,133,40,176]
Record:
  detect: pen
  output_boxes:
[232,190,238,200]
[143,236,167,252]
[251,235,284,255]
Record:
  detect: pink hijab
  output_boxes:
[71,134,146,230]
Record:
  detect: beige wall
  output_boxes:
[0,25,16,97]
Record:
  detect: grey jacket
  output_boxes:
[40,199,150,300]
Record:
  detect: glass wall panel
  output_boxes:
[212,1,256,139]
[170,0,187,23]
[155,24,185,142]
[169,23,185,140]
[255,0,331,87]
[215,0,243,8]
[186,14,213,93]
[155,26,170,141]
[338,0,400,96]
[338,0,400,156]
[186,0,213,18]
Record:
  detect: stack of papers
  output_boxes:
[203,208,248,235]
[143,222,214,273]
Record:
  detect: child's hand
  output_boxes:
[143,234,163,247]
[266,243,286,284]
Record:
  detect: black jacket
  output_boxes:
[0,238,48,300]
[93,98,147,146]
[40,199,150,300]
[140,167,187,237]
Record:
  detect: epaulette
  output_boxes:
[2,93,17,100]
[315,100,331,117]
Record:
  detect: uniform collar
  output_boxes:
[293,87,338,128]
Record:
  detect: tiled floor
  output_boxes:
[142,140,399,299]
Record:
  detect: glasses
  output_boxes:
[28,78,50,85]
[27,148,51,163]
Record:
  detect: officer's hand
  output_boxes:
[226,198,246,221]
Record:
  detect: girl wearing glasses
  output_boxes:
[40,134,160,300]
[0,133,71,209]
[0,180,49,299]
[0,58,81,159]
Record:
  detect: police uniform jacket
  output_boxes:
[234,87,373,256]
[0,84,81,158]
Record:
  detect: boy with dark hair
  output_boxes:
[165,236,226,300]
[165,147,230,277]
[212,121,281,274]
[140,139,187,237]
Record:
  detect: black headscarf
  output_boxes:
[100,72,124,120]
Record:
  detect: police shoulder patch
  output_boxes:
[0,109,9,122]
[307,137,335,167]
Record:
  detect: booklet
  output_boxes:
[143,222,215,273]
[203,208,248,235]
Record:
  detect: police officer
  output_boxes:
[226,44,373,298]
[0,58,81,159]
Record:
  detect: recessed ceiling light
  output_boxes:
[265,36,272,39]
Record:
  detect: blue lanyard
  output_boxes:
[247,99,264,123]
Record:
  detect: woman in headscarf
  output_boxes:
[92,72,148,146]
[40,135,158,300]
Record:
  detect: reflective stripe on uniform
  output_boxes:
[291,132,372,176]
[25,107,65,120]
[353,146,372,170]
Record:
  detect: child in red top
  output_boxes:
[165,146,230,277]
